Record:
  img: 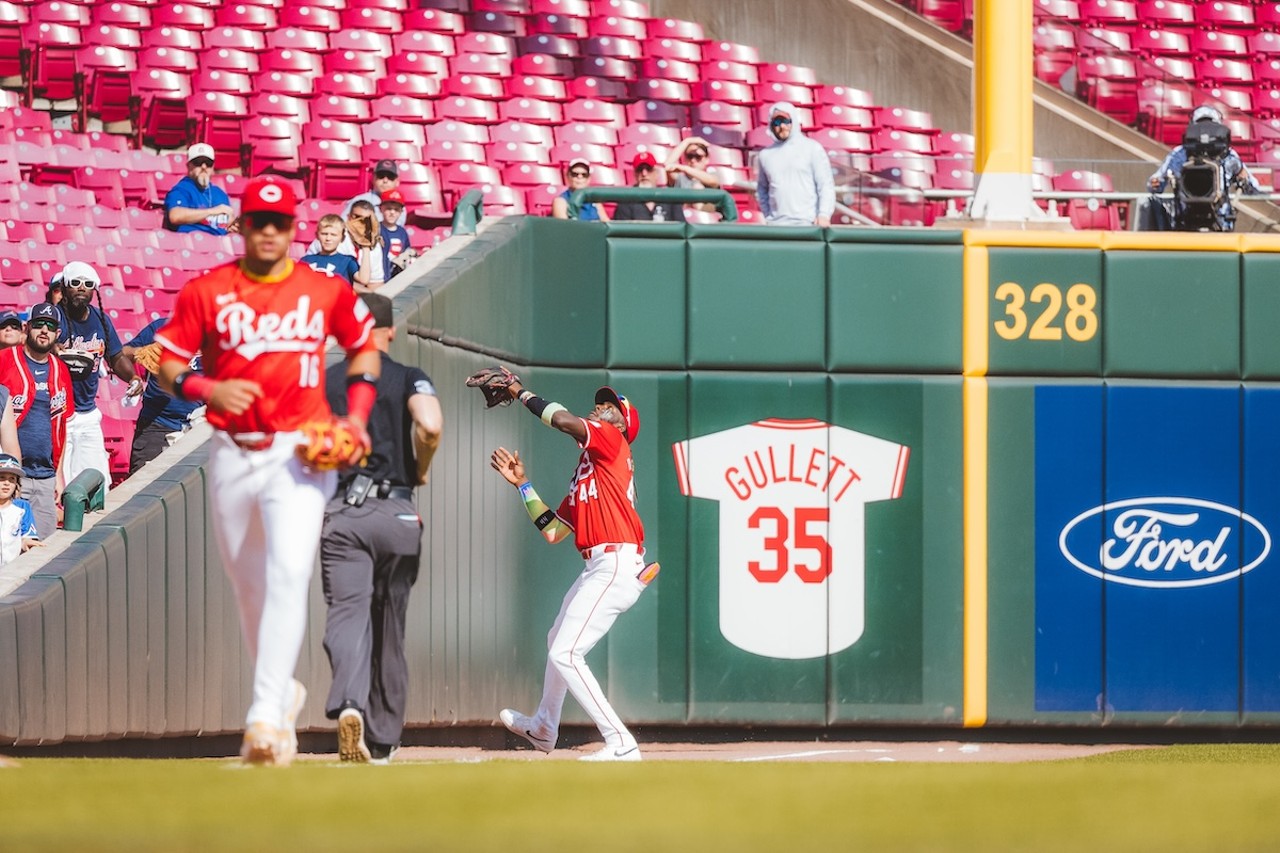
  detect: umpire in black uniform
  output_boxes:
[321,292,443,764]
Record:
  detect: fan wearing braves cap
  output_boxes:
[155,176,381,767]
[342,158,400,219]
[0,454,39,564]
[488,378,657,762]
[164,143,238,235]
[611,152,686,223]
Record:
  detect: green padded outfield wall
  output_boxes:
[9,222,1280,745]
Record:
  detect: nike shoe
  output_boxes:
[579,744,642,762]
[369,744,399,766]
[241,722,284,766]
[279,679,307,766]
[499,708,555,754]
[337,707,372,763]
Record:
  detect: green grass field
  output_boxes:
[2,745,1278,851]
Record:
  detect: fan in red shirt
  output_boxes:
[156,176,381,767]
[489,379,657,762]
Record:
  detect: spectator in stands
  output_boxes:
[756,102,835,227]
[302,215,370,287]
[552,158,610,222]
[55,261,135,500]
[45,272,63,306]
[612,153,686,223]
[164,143,238,236]
[0,303,74,539]
[665,137,721,213]
[1148,105,1262,198]
[0,311,25,350]
[343,159,400,218]
[379,190,412,279]
[0,454,40,561]
[348,200,387,291]
[121,318,204,475]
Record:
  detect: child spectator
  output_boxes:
[0,454,40,563]
[348,200,386,291]
[302,215,370,288]
[378,190,411,280]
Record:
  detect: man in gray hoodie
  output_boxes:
[756,102,836,226]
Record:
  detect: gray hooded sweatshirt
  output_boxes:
[755,102,836,225]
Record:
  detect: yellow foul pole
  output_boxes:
[968,0,1042,221]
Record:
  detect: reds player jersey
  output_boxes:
[156,259,374,434]
[556,418,644,551]
[672,419,909,660]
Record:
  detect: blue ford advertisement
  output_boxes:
[1035,385,1280,714]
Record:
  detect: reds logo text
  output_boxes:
[216,296,325,360]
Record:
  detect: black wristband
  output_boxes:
[346,372,378,389]
[533,509,556,530]
[522,393,550,419]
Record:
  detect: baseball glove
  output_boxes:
[465,366,520,409]
[296,418,370,471]
[133,342,163,374]
[346,212,381,249]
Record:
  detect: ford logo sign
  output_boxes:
[1058,497,1271,589]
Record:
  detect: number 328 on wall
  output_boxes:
[993,282,1098,342]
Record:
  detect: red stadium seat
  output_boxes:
[1195,1,1254,30]
[617,122,681,147]
[468,9,527,37]
[488,140,553,165]
[701,59,760,85]
[280,6,341,32]
[342,7,405,34]
[216,4,278,31]
[498,97,563,124]
[267,27,330,52]
[305,118,363,146]
[1191,29,1248,58]
[532,0,591,16]
[562,97,626,126]
[362,140,422,163]
[518,33,579,58]
[629,78,694,103]
[490,122,555,146]
[443,73,506,99]
[582,35,642,60]
[312,95,373,122]
[526,13,588,37]
[588,15,647,40]
[512,52,575,78]
[549,141,615,167]
[701,79,757,107]
[576,55,636,80]
[648,37,702,64]
[457,31,514,56]
[500,162,559,186]
[693,100,753,130]
[423,139,488,163]
[1132,28,1190,58]
[756,81,816,107]
[437,96,501,124]
[507,74,570,101]
[554,122,618,147]
[427,120,490,143]
[324,49,388,76]
[331,29,394,57]
[568,76,630,100]
[1079,0,1137,28]
[403,8,465,34]
[647,17,703,40]
[626,99,690,126]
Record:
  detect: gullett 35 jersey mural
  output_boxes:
[673,419,910,660]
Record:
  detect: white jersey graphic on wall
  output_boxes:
[672,419,910,660]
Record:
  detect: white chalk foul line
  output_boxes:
[733,749,884,762]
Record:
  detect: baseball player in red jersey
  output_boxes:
[155,177,381,766]
[490,380,658,761]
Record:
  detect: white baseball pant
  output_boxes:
[63,407,111,498]
[529,543,648,750]
[207,431,336,730]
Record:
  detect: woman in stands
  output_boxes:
[551,159,610,222]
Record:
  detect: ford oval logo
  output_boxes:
[1058,497,1271,589]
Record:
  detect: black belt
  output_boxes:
[375,482,414,501]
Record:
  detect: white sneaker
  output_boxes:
[280,679,307,765]
[241,722,285,767]
[499,708,555,754]
[579,744,642,762]
[337,707,372,763]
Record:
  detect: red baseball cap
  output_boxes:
[240,176,297,218]
[595,386,640,443]
[632,151,657,169]
[380,189,406,205]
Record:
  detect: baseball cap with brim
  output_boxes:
[360,292,394,329]
[632,151,657,169]
[374,159,399,178]
[594,386,640,443]
[187,142,215,163]
[0,310,22,328]
[240,176,298,218]
[380,189,406,207]
[29,302,59,326]
[568,157,590,171]
[0,453,25,479]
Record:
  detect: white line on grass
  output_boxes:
[733,749,883,762]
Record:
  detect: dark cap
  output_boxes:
[594,386,640,443]
[359,292,394,329]
[0,453,24,478]
[29,302,59,326]
[0,310,21,328]
[374,159,399,178]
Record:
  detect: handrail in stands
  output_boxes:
[567,187,740,222]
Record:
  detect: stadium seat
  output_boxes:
[427,121,491,144]
[490,122,555,146]
[280,6,342,32]
[626,99,690,126]
[568,76,630,100]
[443,73,506,99]
[702,59,760,86]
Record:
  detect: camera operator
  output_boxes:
[1147,105,1262,232]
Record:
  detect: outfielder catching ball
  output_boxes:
[157,176,380,766]
[473,367,657,762]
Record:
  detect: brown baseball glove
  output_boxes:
[296,418,371,471]
[133,342,163,374]
[465,366,520,409]
[346,212,381,249]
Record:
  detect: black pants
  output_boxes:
[129,420,174,475]
[320,494,422,749]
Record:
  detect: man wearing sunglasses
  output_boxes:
[665,136,721,214]
[0,302,73,541]
[756,101,835,227]
[552,158,610,221]
[54,261,135,501]
[164,143,237,236]
[155,176,381,767]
